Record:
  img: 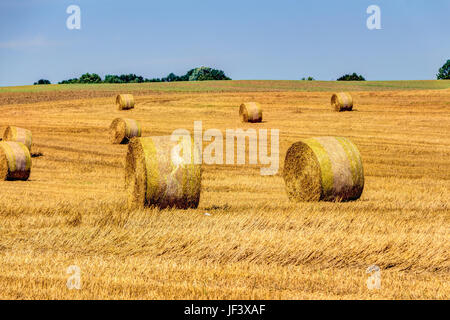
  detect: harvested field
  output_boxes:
[0,81,449,299]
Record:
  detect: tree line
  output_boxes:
[33,60,450,85]
[54,67,231,84]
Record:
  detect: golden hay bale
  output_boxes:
[239,102,262,123]
[0,141,31,181]
[116,94,135,110]
[283,136,364,202]
[109,118,142,144]
[125,135,202,209]
[3,126,32,151]
[331,92,353,111]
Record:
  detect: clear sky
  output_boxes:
[0,0,449,86]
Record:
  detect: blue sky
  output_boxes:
[0,0,449,86]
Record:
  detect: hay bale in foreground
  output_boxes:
[0,141,31,180]
[109,118,142,144]
[116,94,135,110]
[125,136,202,209]
[331,92,353,111]
[283,136,364,202]
[239,102,262,123]
[3,126,32,151]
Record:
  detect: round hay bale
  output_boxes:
[125,135,202,209]
[331,92,353,111]
[116,94,135,110]
[283,136,364,202]
[239,102,262,123]
[109,118,142,144]
[0,141,31,181]
[3,126,32,151]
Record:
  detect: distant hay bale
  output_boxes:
[0,141,31,181]
[125,135,202,209]
[239,102,262,122]
[116,94,135,110]
[3,126,32,151]
[283,136,364,202]
[109,118,142,144]
[331,92,353,111]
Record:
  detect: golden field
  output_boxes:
[0,81,449,299]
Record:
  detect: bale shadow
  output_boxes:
[31,152,44,158]
[204,204,231,211]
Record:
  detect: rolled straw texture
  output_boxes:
[3,126,32,151]
[283,136,364,202]
[125,135,202,209]
[239,102,262,123]
[331,92,353,111]
[116,94,135,110]
[109,118,142,144]
[0,141,31,180]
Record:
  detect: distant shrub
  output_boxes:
[34,79,51,85]
[337,73,366,81]
[437,60,450,80]
[301,76,315,81]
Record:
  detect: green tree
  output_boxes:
[118,74,144,83]
[78,73,102,83]
[104,75,122,83]
[144,78,162,82]
[186,67,231,81]
[437,60,450,80]
[34,79,51,85]
[163,73,180,82]
[337,73,366,81]
[59,78,79,84]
